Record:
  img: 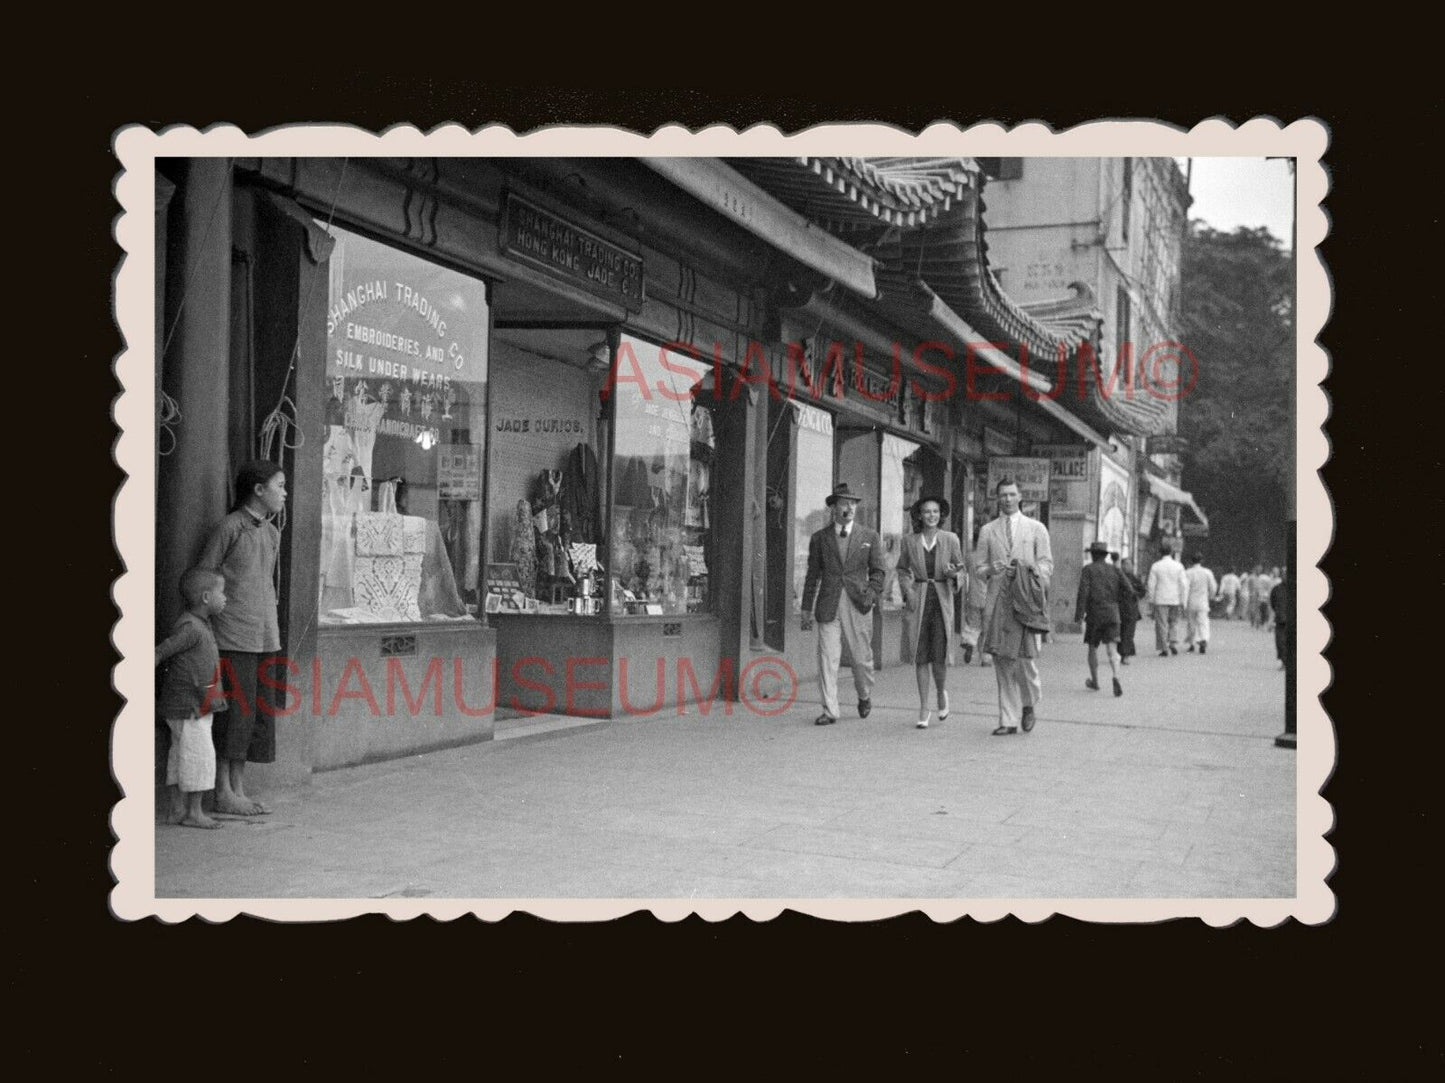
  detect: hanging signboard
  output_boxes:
[500,192,645,311]
[986,456,1050,503]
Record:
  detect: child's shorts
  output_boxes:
[165,714,216,793]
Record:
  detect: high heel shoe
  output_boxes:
[916,712,931,729]
[938,691,950,721]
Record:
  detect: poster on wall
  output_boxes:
[1034,444,1090,511]
[1098,454,1131,558]
[986,456,1050,503]
[438,444,482,501]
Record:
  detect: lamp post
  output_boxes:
[1274,157,1297,751]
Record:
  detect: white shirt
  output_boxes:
[1147,555,1189,606]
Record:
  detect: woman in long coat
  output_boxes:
[896,496,966,728]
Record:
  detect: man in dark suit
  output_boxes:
[801,482,888,726]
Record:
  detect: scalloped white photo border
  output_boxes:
[111,119,1332,925]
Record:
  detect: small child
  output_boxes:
[156,568,229,829]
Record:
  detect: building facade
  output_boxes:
[971,156,1198,623]
[155,155,1133,789]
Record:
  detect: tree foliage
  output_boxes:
[1178,223,1294,569]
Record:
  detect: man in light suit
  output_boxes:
[801,482,888,726]
[1146,543,1189,656]
[973,478,1054,735]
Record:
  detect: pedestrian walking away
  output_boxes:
[1113,553,1145,665]
[1146,543,1189,657]
[1245,564,1267,628]
[800,482,888,726]
[973,478,1053,735]
[1218,567,1241,620]
[1183,552,1219,654]
[1076,541,1124,696]
[897,496,966,728]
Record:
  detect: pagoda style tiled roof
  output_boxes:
[731,157,1170,436]
[726,157,976,235]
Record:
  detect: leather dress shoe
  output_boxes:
[858,698,872,718]
[1169,644,1178,656]
[814,713,837,726]
[990,725,1019,736]
[962,644,974,664]
[1021,706,1036,733]
[1085,678,1099,691]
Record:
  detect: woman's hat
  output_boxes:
[1088,540,1112,555]
[825,482,864,506]
[911,495,950,519]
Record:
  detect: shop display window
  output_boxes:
[483,329,606,617]
[791,405,834,612]
[608,335,713,616]
[318,225,488,626]
[879,433,922,610]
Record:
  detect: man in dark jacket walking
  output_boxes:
[1112,553,1145,665]
[1076,541,1124,696]
[801,483,888,726]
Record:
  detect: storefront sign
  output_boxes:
[500,193,645,310]
[1181,522,1209,537]
[438,444,482,501]
[987,457,1050,502]
[1033,443,1089,509]
[794,402,833,436]
[1145,434,1189,456]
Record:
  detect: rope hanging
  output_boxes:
[157,387,182,457]
[155,157,236,455]
[255,157,352,534]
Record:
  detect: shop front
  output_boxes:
[157,156,813,781]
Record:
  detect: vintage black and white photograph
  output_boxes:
[112,121,1330,921]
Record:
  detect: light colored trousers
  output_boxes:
[993,652,1042,728]
[816,599,876,719]
[1185,605,1211,645]
[1153,604,1182,651]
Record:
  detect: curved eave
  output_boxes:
[726,156,978,234]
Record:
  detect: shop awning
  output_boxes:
[641,158,879,300]
[1146,474,1209,529]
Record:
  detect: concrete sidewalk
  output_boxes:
[154,620,1295,899]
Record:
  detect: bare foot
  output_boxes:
[215,796,265,816]
[179,812,223,830]
[165,801,187,825]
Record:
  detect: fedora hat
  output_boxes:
[1087,540,1111,555]
[825,482,864,506]
[911,495,950,519]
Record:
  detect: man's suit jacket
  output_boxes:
[971,513,1054,659]
[801,523,887,623]
[1147,556,1189,606]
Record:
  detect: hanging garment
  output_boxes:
[563,442,600,543]
[509,499,537,596]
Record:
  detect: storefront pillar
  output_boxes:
[156,159,233,635]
